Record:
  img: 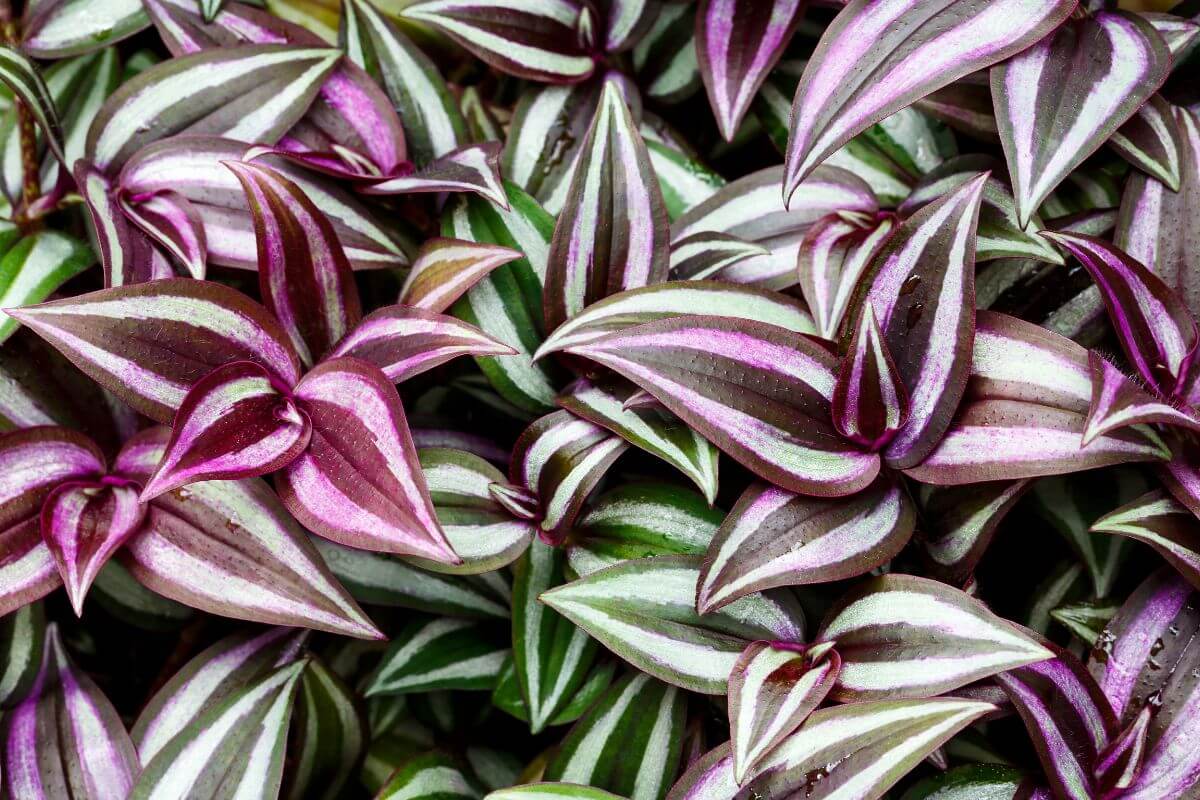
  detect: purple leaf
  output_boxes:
[277,356,459,563]
[140,361,312,501]
[117,427,382,638]
[359,142,507,207]
[697,478,914,613]
[1095,704,1151,797]
[332,304,516,384]
[543,80,669,333]
[398,237,522,313]
[144,0,307,53]
[995,648,1117,800]
[796,211,895,340]
[118,189,208,279]
[1091,489,1200,593]
[225,160,362,366]
[918,479,1033,586]
[992,11,1171,226]
[401,0,596,84]
[1043,231,1199,401]
[1083,351,1200,445]
[41,480,146,615]
[563,315,880,497]
[696,0,805,141]
[728,641,839,784]
[832,304,908,451]
[854,172,986,469]
[75,160,174,288]
[1109,94,1185,191]
[0,625,139,800]
[781,0,1075,204]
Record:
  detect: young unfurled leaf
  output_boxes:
[832,304,909,451]
[1092,490,1200,591]
[399,238,522,314]
[118,190,207,278]
[544,671,686,800]
[818,574,1052,701]
[992,11,1170,226]
[541,555,805,694]
[0,232,93,345]
[360,143,507,207]
[1083,352,1200,445]
[698,478,914,613]
[366,617,509,696]
[0,625,139,800]
[782,0,1075,203]
[1109,94,1185,190]
[796,211,896,340]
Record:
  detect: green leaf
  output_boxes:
[0,232,94,344]
[899,763,1029,800]
[489,784,629,800]
[366,617,509,696]
[375,751,487,800]
[0,46,67,166]
[0,600,43,708]
[491,655,615,728]
[285,658,368,800]
[90,559,194,632]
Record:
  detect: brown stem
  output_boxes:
[15,98,41,225]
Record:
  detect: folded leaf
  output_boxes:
[796,211,895,340]
[0,231,93,344]
[399,238,522,313]
[632,5,700,104]
[402,0,595,83]
[118,190,207,278]
[1092,490,1200,591]
[833,304,909,450]
[1109,94,1184,190]
[728,641,839,784]
[1095,704,1151,798]
[992,11,1170,226]
[226,160,362,365]
[278,357,458,563]
[366,617,509,696]
[781,0,1075,202]
[76,159,175,287]
[88,44,340,172]
[544,80,669,332]
[7,279,303,424]
[541,555,805,694]
[818,574,1052,701]
[0,625,139,800]
[357,142,505,207]
[698,478,914,613]
[544,671,686,800]
[563,315,879,497]
[668,698,995,800]
[0,46,67,167]
[286,658,366,800]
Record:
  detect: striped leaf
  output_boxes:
[511,410,628,543]
[399,238,522,314]
[360,143,507,207]
[904,312,1170,485]
[333,305,516,385]
[642,130,724,221]
[0,624,139,800]
[7,278,303,425]
[375,751,486,800]
[544,80,669,332]
[1114,108,1200,323]
[918,480,1032,586]
[668,232,768,282]
[541,555,805,694]
[558,377,719,504]
[1109,94,1185,190]
[0,601,43,709]
[88,45,340,172]
[402,0,595,83]
[668,698,995,800]
[491,655,615,728]
[1095,704,1152,798]
[285,658,367,800]
[513,538,601,733]
[22,0,149,58]
[129,659,308,800]
[632,4,700,104]
[118,190,207,278]
[227,160,362,365]
[796,211,896,340]
[445,182,562,415]
[1091,490,1200,591]
[367,617,508,696]
[79,160,169,286]
[132,627,307,764]
[562,315,879,497]
[851,173,986,469]
[313,536,511,619]
[995,649,1117,800]
[278,357,458,563]
[116,427,381,638]
[672,165,878,290]
[0,232,93,345]
[914,74,998,143]
[567,482,723,577]
[342,0,468,166]
[833,304,909,450]
[728,641,840,784]
[696,0,804,141]
[900,765,1030,800]
[1083,352,1200,444]
[536,280,814,358]
[817,574,1052,701]
[489,785,627,800]
[544,671,686,800]
[90,560,194,632]
[119,137,411,272]
[697,478,915,613]
[781,0,1075,203]
[993,11,1171,226]
[139,361,312,501]
[0,46,67,167]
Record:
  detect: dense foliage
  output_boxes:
[0,0,1198,798]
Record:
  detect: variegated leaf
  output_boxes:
[632,4,700,104]
[796,211,896,340]
[23,0,149,58]
[832,304,909,450]
[541,555,805,694]
[1091,490,1200,591]
[1082,352,1200,444]
[360,143,507,207]
[118,190,207,278]
[992,11,1171,226]
[399,238,522,314]
[0,601,43,709]
[488,785,627,800]
[900,765,1030,800]
[366,617,509,696]
[375,751,486,800]
[0,46,67,167]
[817,574,1052,701]
[1109,93,1185,190]
[491,655,615,730]
[698,478,915,613]
[781,0,1076,202]
[668,232,768,282]
[286,657,366,800]
[918,480,1032,586]
[0,232,93,345]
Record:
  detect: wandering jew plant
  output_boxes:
[0,0,1199,798]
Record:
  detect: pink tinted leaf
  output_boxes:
[75,160,174,288]
[144,0,320,54]
[563,315,880,497]
[796,211,895,340]
[1091,490,1200,593]
[832,304,908,451]
[6,278,303,424]
[119,189,208,279]
[360,142,507,207]
[225,160,362,366]
[140,361,312,501]
[331,305,515,384]
[278,357,459,563]
[1095,704,1152,797]
[398,238,522,313]
[41,481,146,616]
[1083,351,1200,445]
